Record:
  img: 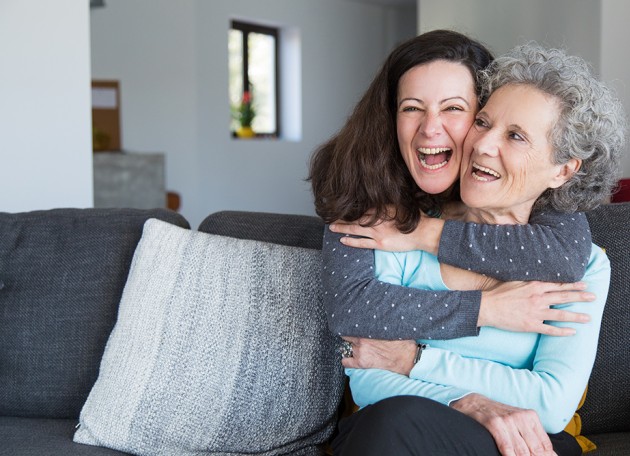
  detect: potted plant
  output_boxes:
[234,90,256,138]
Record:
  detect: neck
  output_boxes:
[461,207,532,225]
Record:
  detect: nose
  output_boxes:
[419,110,442,137]
[472,129,499,157]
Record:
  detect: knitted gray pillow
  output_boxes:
[74,219,344,456]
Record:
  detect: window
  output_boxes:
[229,20,279,138]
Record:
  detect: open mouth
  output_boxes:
[416,147,452,170]
[472,162,501,181]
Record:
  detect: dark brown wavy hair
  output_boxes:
[308,30,493,232]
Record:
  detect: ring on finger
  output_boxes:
[340,340,353,358]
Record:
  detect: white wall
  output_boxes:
[0,0,93,212]
[91,0,416,227]
[418,0,630,178]
[419,0,600,71]
[601,0,630,178]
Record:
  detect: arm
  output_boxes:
[438,210,592,282]
[411,246,609,433]
[347,368,554,456]
[323,227,481,340]
[346,366,468,410]
[324,227,592,339]
[332,210,591,282]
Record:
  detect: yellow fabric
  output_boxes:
[563,386,597,453]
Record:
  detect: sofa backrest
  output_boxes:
[198,210,325,250]
[582,202,630,435]
[0,208,189,419]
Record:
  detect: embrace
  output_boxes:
[310,31,625,456]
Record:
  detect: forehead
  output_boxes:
[398,60,476,97]
[483,84,560,129]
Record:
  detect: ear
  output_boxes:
[548,158,582,189]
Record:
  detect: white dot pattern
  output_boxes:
[321,211,591,341]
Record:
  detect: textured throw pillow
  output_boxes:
[74,219,345,456]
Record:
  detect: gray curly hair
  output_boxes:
[478,43,626,212]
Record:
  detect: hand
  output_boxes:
[329,209,444,254]
[479,281,595,336]
[341,337,417,376]
[451,393,556,456]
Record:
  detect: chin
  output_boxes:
[418,178,456,195]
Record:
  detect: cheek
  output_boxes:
[506,159,537,198]
[450,117,476,148]
[396,116,413,145]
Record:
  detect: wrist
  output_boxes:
[478,291,492,327]
[418,216,444,255]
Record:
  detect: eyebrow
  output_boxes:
[398,96,472,108]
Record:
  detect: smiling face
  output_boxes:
[397,60,478,195]
[460,84,580,223]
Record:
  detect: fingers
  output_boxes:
[339,236,377,249]
[543,307,590,323]
[533,324,577,337]
[490,412,553,456]
[516,415,554,456]
[537,281,588,292]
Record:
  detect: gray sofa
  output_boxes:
[0,205,628,455]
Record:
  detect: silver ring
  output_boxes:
[340,340,353,358]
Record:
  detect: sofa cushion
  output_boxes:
[74,219,345,455]
[0,417,131,456]
[583,203,630,435]
[0,208,189,419]
[584,432,630,455]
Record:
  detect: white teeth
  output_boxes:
[416,147,451,170]
[417,147,451,155]
[472,162,501,180]
[420,158,448,170]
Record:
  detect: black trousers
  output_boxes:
[332,396,582,456]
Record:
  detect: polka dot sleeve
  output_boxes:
[438,210,591,282]
[322,227,481,340]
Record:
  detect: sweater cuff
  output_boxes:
[458,290,482,337]
[410,345,443,378]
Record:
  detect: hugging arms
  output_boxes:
[323,208,594,341]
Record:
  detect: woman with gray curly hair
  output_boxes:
[332,43,626,456]
[477,44,625,213]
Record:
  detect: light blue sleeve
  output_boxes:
[348,250,473,408]
[346,367,470,408]
[410,245,610,433]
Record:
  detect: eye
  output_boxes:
[400,105,422,113]
[509,131,526,142]
[445,105,464,112]
[473,118,488,128]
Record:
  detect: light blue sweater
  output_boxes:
[346,245,610,433]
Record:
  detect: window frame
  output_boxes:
[230,20,281,138]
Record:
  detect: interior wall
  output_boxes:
[0,0,92,212]
[601,0,630,178]
[91,0,416,227]
[418,0,600,71]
